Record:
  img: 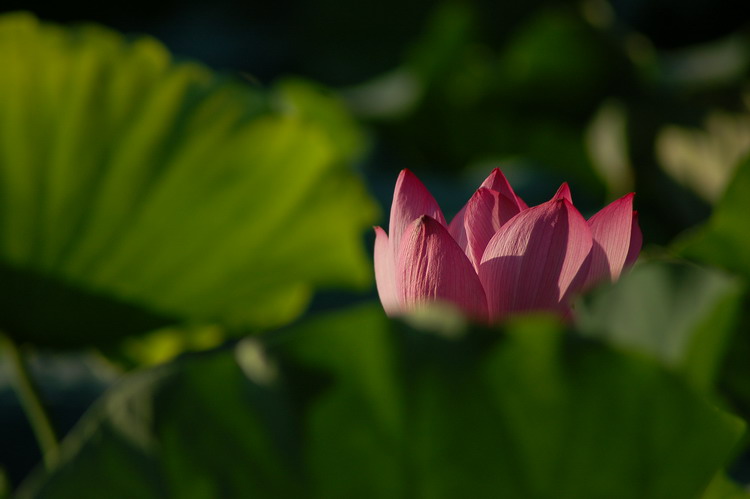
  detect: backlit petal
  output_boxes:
[480,168,528,211]
[397,216,488,322]
[553,183,572,202]
[464,188,521,269]
[374,226,400,316]
[389,169,447,260]
[585,193,635,288]
[479,198,592,320]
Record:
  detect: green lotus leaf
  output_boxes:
[16,305,744,498]
[0,13,378,346]
[701,473,750,499]
[575,260,744,392]
[675,155,750,277]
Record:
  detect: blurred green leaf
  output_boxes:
[0,13,377,347]
[406,2,476,86]
[656,111,750,204]
[575,260,744,391]
[676,155,750,277]
[272,78,367,165]
[496,8,630,116]
[673,155,750,471]
[18,305,744,498]
[702,473,750,499]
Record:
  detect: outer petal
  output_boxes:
[397,216,488,322]
[464,188,521,269]
[479,198,593,321]
[389,169,447,260]
[374,226,400,316]
[480,168,528,211]
[584,193,636,288]
[625,211,642,267]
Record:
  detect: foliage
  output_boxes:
[15,304,745,498]
[674,154,750,444]
[0,12,377,347]
[676,155,750,279]
[576,261,744,392]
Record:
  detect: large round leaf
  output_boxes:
[15,305,744,498]
[0,13,377,346]
[575,261,744,392]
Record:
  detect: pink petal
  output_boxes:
[480,168,528,211]
[625,211,642,267]
[396,216,488,322]
[448,205,469,252]
[464,188,521,269]
[553,183,572,202]
[374,226,400,316]
[389,170,447,260]
[584,194,636,288]
[449,168,527,252]
[478,198,592,321]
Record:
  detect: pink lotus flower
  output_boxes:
[374,169,642,323]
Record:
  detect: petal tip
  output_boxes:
[395,168,417,185]
[553,183,572,202]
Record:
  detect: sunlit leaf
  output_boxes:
[272,78,366,165]
[0,13,377,347]
[656,111,750,203]
[18,305,744,498]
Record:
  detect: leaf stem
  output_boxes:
[1,333,58,469]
